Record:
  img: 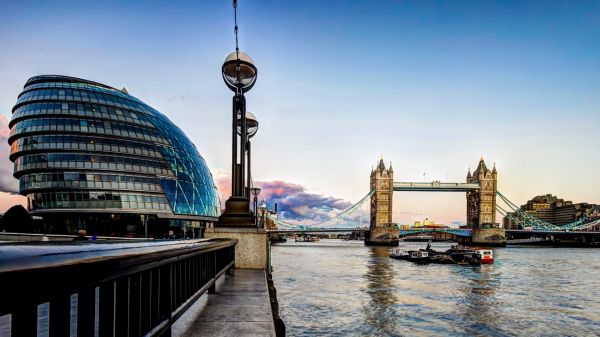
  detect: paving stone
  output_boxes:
[181,269,276,337]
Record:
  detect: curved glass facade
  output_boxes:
[9,75,220,237]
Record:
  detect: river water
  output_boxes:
[271,240,600,337]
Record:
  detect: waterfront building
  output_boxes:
[503,194,599,229]
[8,75,220,237]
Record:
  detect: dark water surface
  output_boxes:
[271,240,600,337]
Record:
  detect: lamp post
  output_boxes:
[250,187,261,227]
[237,111,259,197]
[218,0,259,227]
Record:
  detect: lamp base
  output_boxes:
[217,196,256,227]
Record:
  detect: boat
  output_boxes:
[294,235,320,243]
[389,243,494,265]
[407,250,431,264]
[448,251,481,265]
[389,248,431,263]
[389,248,410,260]
[474,249,494,264]
[428,254,455,264]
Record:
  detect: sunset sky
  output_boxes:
[0,0,599,225]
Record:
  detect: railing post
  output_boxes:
[11,303,37,337]
[49,295,71,337]
[208,251,217,294]
[99,282,115,337]
[115,277,130,336]
[158,264,172,337]
[129,274,141,337]
[140,271,152,336]
[77,287,96,337]
[150,269,160,329]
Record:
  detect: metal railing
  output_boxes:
[0,238,236,337]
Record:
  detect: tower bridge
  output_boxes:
[366,157,503,246]
[266,157,600,246]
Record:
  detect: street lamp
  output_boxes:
[237,111,258,137]
[238,111,259,197]
[223,51,257,93]
[250,187,261,227]
[218,0,259,227]
[223,52,257,198]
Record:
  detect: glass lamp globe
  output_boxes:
[237,111,259,138]
[222,51,257,92]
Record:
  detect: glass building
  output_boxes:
[8,75,221,238]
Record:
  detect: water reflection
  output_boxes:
[361,247,398,336]
[272,240,600,337]
[455,266,502,336]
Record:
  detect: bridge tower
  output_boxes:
[466,157,497,227]
[370,159,393,228]
[366,158,399,246]
[466,157,506,246]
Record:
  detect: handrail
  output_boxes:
[0,238,237,337]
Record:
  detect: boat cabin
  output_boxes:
[411,251,429,258]
[475,249,494,264]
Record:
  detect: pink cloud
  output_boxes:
[213,171,353,224]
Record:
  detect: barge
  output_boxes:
[389,245,494,265]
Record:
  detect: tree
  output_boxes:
[1,205,33,233]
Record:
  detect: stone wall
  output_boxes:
[472,228,507,247]
[365,227,399,246]
[205,227,269,269]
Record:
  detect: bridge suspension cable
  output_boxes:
[496,191,600,231]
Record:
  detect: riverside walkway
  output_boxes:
[0,238,277,337]
[180,269,276,337]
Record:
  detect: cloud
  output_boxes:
[256,180,353,224]
[213,170,353,225]
[0,115,18,194]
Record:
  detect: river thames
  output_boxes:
[271,240,600,337]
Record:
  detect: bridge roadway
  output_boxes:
[393,181,480,192]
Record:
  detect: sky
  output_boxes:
[0,0,599,225]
